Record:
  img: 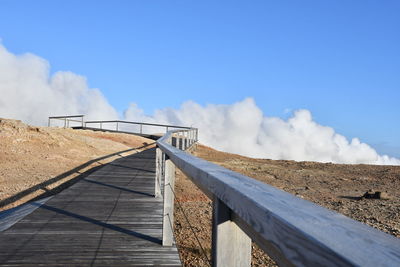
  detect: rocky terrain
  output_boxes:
[173,145,400,266]
[0,118,154,211]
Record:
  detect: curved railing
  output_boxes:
[156,129,400,267]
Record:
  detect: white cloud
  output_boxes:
[124,98,400,165]
[1,43,398,165]
[0,43,118,126]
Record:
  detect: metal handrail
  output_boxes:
[85,120,192,130]
[48,115,84,119]
[156,130,400,266]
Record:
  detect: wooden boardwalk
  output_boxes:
[0,148,181,266]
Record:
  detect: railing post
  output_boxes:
[116,122,119,131]
[140,124,143,134]
[183,132,188,150]
[179,137,183,150]
[162,156,175,246]
[212,197,251,267]
[81,116,84,128]
[155,147,162,197]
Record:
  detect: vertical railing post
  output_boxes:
[212,197,251,267]
[171,136,176,147]
[182,132,186,150]
[162,156,175,246]
[176,135,180,149]
[184,132,187,149]
[81,116,84,128]
[116,122,119,131]
[48,118,51,127]
[140,124,143,134]
[155,147,162,197]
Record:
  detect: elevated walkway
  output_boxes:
[0,148,181,266]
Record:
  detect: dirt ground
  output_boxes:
[173,145,400,266]
[0,118,155,211]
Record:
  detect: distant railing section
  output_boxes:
[48,115,198,139]
[156,130,400,267]
[48,115,84,128]
[84,120,194,136]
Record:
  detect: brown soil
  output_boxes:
[173,145,400,266]
[0,118,155,211]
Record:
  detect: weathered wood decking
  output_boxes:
[0,148,181,266]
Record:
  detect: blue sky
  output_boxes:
[0,0,399,157]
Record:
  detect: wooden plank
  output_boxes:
[0,147,181,266]
[157,132,400,267]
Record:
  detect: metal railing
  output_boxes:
[156,129,400,267]
[84,120,195,136]
[48,115,84,128]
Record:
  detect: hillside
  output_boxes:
[174,145,400,266]
[0,118,155,211]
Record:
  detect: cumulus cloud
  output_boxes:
[0,43,118,126]
[1,43,398,165]
[124,98,400,165]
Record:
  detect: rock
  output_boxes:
[361,190,390,200]
[377,192,390,200]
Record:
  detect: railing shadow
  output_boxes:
[0,142,155,210]
[33,203,161,245]
[83,179,154,197]
[106,163,156,173]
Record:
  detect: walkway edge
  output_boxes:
[0,197,52,232]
